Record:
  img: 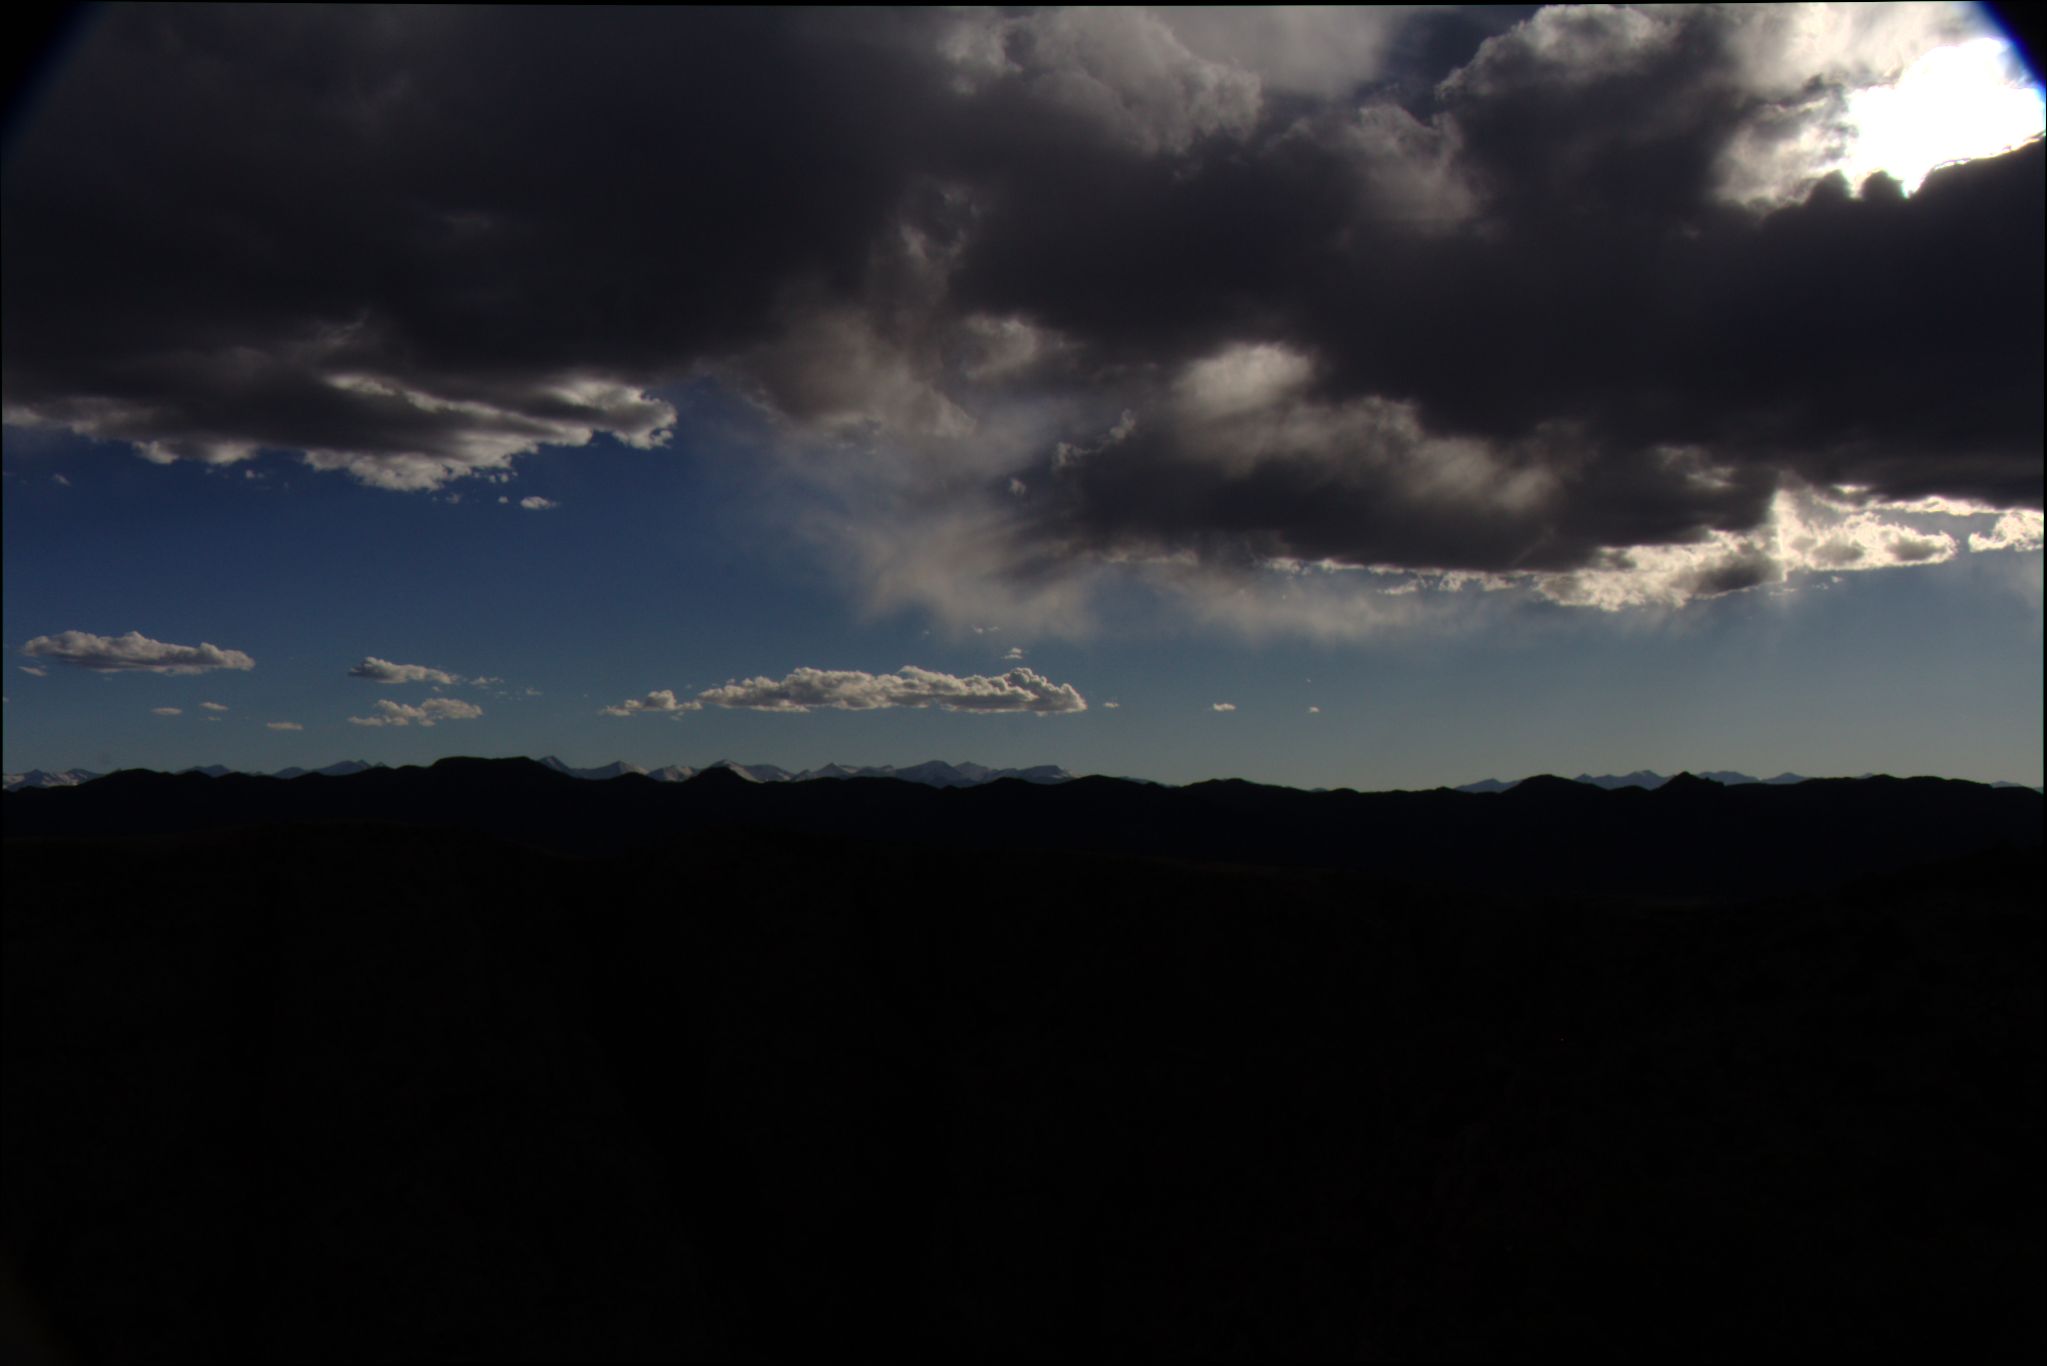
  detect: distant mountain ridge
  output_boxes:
[0,767,100,792]
[1457,769,1817,793]
[5,757,1075,791]
[8,756,2040,901]
[534,757,1074,787]
[8,760,2041,794]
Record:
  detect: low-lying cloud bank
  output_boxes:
[21,630,257,674]
[4,6,2038,633]
[604,665,1087,716]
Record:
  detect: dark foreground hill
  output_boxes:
[4,768,2042,1362]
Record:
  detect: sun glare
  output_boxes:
[1838,36,2045,194]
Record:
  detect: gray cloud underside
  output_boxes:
[21,630,256,674]
[3,5,2037,607]
[604,666,1086,715]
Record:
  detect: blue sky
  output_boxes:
[6,409,2039,788]
[3,6,2041,788]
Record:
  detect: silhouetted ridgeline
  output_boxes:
[4,763,2042,1361]
[5,757,2041,898]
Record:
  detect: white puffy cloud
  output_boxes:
[599,689,701,718]
[1212,702,1237,712]
[348,656,464,685]
[519,495,558,510]
[266,721,304,731]
[200,701,230,711]
[608,665,1087,716]
[151,706,182,716]
[1968,509,2045,554]
[700,665,1086,714]
[21,630,256,674]
[347,697,484,727]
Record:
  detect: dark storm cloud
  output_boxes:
[947,5,2040,579]
[4,6,936,485]
[3,5,2039,597]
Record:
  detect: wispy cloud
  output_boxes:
[1212,702,1237,712]
[21,630,255,674]
[519,495,558,511]
[151,706,182,716]
[200,701,229,711]
[266,720,304,731]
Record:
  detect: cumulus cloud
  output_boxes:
[347,697,484,727]
[1969,509,2046,554]
[707,665,1085,713]
[1212,702,1237,712]
[21,630,256,674]
[348,656,464,685]
[599,689,701,718]
[6,5,2037,634]
[266,721,304,731]
[519,496,558,510]
[151,706,182,716]
[200,701,230,711]
[607,665,1087,716]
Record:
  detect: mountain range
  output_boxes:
[2,757,1076,792]
[1455,769,1815,793]
[10,760,2039,794]
[9,758,2040,901]
[536,756,1075,786]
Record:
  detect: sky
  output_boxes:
[3,3,2042,789]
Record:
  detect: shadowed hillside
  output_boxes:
[4,769,2042,1361]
